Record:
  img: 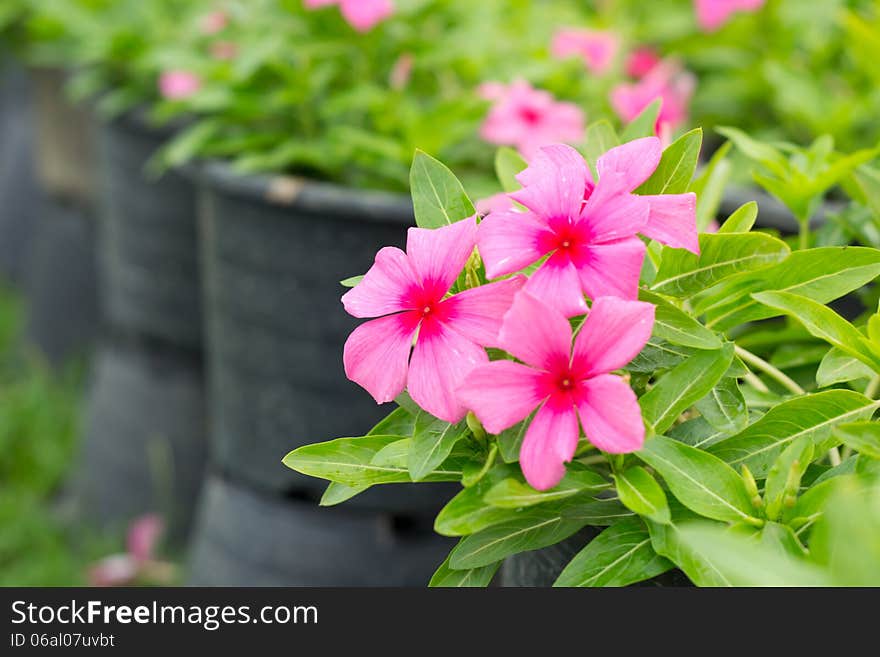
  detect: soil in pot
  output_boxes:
[187,474,453,586]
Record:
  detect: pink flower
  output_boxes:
[200,10,228,35]
[342,218,525,422]
[211,40,238,60]
[158,70,201,100]
[475,193,514,216]
[459,293,653,490]
[694,0,765,32]
[479,79,585,159]
[477,141,697,317]
[611,60,695,135]
[390,53,414,90]
[551,28,620,75]
[626,46,661,79]
[88,514,174,587]
[304,0,394,32]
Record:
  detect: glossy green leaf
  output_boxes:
[640,290,722,349]
[429,551,500,587]
[639,343,734,434]
[554,517,672,587]
[637,128,702,195]
[484,467,608,508]
[494,147,527,194]
[638,436,759,524]
[614,466,670,523]
[560,498,634,525]
[410,150,475,229]
[709,390,879,477]
[690,141,732,231]
[620,100,661,142]
[834,422,880,460]
[694,378,749,434]
[816,347,874,387]
[319,482,370,506]
[339,275,363,288]
[409,412,470,481]
[583,120,620,169]
[718,201,758,233]
[763,437,814,521]
[433,465,518,536]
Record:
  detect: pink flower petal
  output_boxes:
[407,320,488,422]
[475,193,513,215]
[442,275,525,347]
[477,208,551,279]
[520,396,580,490]
[551,29,620,75]
[127,514,164,562]
[340,0,394,32]
[640,192,699,254]
[458,360,548,434]
[582,189,650,243]
[88,555,139,587]
[575,374,645,453]
[343,312,420,404]
[572,297,655,376]
[596,137,662,194]
[341,246,419,318]
[524,252,589,318]
[511,144,591,221]
[406,218,477,299]
[574,236,646,301]
[497,291,572,372]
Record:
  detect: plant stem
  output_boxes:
[734,345,804,395]
[799,222,810,250]
[743,371,770,393]
[866,375,880,400]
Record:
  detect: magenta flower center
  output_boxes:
[519,107,542,125]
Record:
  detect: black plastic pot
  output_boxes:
[197,162,453,511]
[95,112,202,350]
[187,474,452,586]
[73,339,206,543]
[0,57,39,284]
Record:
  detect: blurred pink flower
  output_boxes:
[479,79,585,159]
[625,46,661,79]
[200,10,228,35]
[211,40,238,60]
[88,514,174,587]
[304,0,394,32]
[390,53,414,90]
[610,60,695,136]
[551,28,619,75]
[694,0,765,32]
[159,70,201,100]
[477,141,697,317]
[459,293,653,490]
[342,218,525,422]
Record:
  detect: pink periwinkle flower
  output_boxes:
[626,46,661,79]
[200,10,228,35]
[211,40,238,60]
[610,60,695,136]
[88,514,174,587]
[342,218,525,422]
[479,79,585,159]
[460,292,654,490]
[158,70,201,100]
[551,28,620,75]
[477,141,697,318]
[304,0,394,32]
[694,0,765,32]
[475,193,514,216]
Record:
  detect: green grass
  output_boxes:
[0,285,116,586]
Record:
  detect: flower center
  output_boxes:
[422,305,433,317]
[519,107,541,125]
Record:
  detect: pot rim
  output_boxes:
[196,159,414,226]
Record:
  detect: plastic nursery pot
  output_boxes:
[197,162,455,512]
[73,339,207,544]
[95,110,202,350]
[30,66,95,206]
[0,56,39,283]
[187,474,453,586]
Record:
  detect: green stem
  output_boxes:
[799,223,810,250]
[866,375,880,400]
[734,345,804,395]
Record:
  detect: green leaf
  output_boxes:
[694,378,749,434]
[339,275,364,288]
[816,347,874,387]
[583,120,620,169]
[709,390,879,477]
[652,233,790,297]
[409,150,475,229]
[690,141,732,232]
[638,436,760,524]
[637,128,702,195]
[620,100,661,141]
[639,290,722,349]
[434,465,519,536]
[639,343,734,434]
[784,476,848,529]
[763,437,814,521]
[484,467,608,508]
[409,412,470,481]
[752,291,880,374]
[834,422,880,459]
[716,126,789,173]
[614,466,671,523]
[429,551,500,587]
[496,412,533,463]
[283,435,465,486]
[319,482,370,506]
[560,498,634,525]
[674,523,830,586]
[553,517,672,587]
[448,505,588,569]
[494,147,527,194]
[718,201,758,233]
[367,406,415,436]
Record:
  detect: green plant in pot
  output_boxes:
[284,117,880,586]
